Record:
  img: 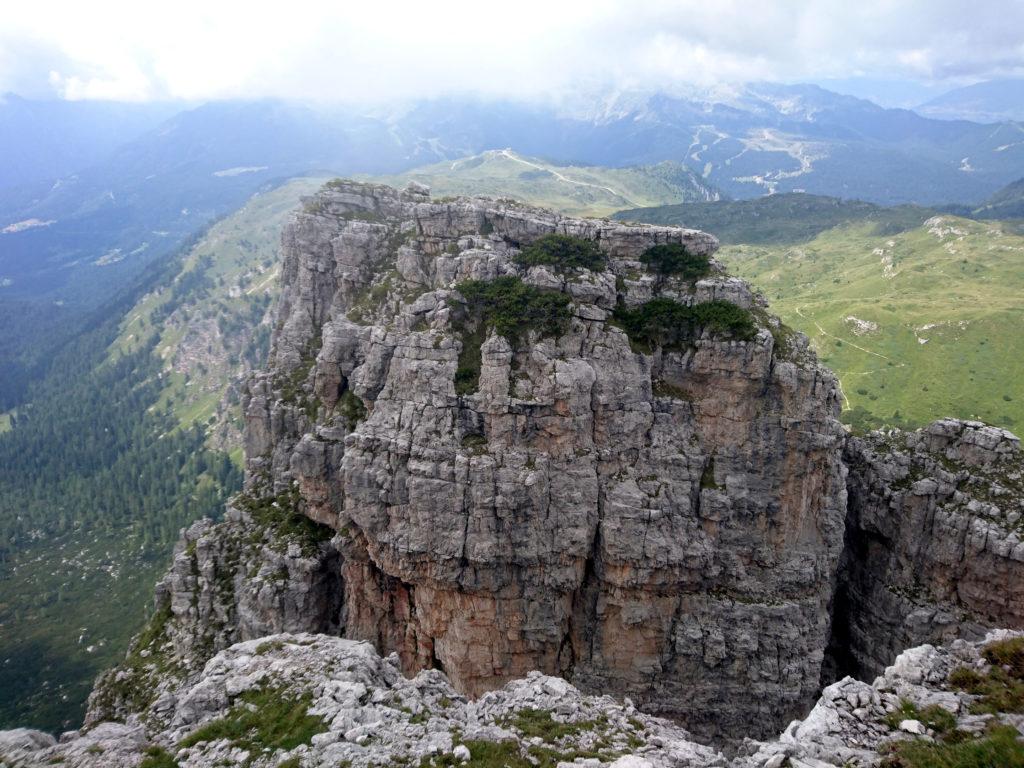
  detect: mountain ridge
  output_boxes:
[916,78,1024,123]
[0,182,1021,768]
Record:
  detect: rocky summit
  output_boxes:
[3,180,1023,766]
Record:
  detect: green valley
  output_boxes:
[108,176,326,456]
[3,167,1023,734]
[612,192,934,245]
[0,177,324,732]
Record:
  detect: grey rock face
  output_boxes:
[11,633,725,768]
[737,629,1024,768]
[0,722,148,768]
[232,180,850,740]
[833,418,1024,680]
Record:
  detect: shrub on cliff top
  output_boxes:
[639,243,711,280]
[456,277,571,341]
[611,298,756,352]
[453,277,571,395]
[516,234,607,272]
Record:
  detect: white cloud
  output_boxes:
[1,0,1022,103]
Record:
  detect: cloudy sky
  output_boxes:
[2,0,1022,105]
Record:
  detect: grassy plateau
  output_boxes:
[721,216,1024,431]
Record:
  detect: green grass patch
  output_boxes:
[338,388,367,431]
[419,740,531,768]
[948,638,1024,714]
[982,636,1024,678]
[416,709,628,768]
[720,217,1024,431]
[139,745,181,768]
[883,700,957,735]
[178,686,326,754]
[516,234,607,272]
[501,708,606,742]
[881,723,1024,767]
[611,298,757,352]
[652,380,691,400]
[235,487,334,556]
[461,434,488,453]
[255,639,287,655]
[700,457,721,490]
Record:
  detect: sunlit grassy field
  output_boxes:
[723,216,1024,431]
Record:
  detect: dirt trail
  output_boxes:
[793,306,909,412]
[497,150,636,204]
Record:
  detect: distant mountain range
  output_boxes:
[0,94,180,192]
[954,177,1024,220]
[916,79,1024,123]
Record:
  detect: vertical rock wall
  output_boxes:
[238,181,848,739]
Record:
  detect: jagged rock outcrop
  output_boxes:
[74,181,1024,753]
[87,508,343,726]
[735,629,1024,767]
[229,180,850,739]
[831,418,1024,680]
[5,632,1023,767]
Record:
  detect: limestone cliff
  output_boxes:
[91,180,847,740]
[83,180,1024,751]
[251,181,853,739]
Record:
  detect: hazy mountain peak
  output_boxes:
[916,78,1024,123]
